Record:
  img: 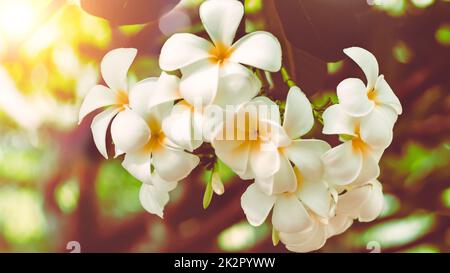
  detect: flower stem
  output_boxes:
[281,66,296,88]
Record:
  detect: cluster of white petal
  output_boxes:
[78,0,402,252]
[78,49,199,217]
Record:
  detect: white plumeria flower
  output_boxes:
[118,73,200,218]
[213,87,329,196]
[335,180,384,222]
[139,173,178,218]
[279,180,384,252]
[279,213,353,253]
[120,73,200,185]
[159,0,280,106]
[162,100,205,152]
[279,181,382,253]
[79,48,151,158]
[321,104,390,186]
[160,71,261,151]
[338,47,402,124]
[281,179,383,250]
[236,88,335,233]
[240,168,335,234]
[283,180,383,240]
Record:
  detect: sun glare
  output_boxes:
[0,1,37,41]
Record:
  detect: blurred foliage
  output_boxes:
[218,221,269,252]
[55,178,79,214]
[435,23,450,45]
[384,142,449,187]
[0,0,448,253]
[96,161,143,218]
[359,213,436,249]
[380,194,401,218]
[0,186,47,249]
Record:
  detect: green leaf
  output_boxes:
[203,172,214,209]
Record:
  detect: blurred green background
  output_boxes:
[0,0,448,252]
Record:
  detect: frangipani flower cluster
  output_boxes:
[78,0,402,252]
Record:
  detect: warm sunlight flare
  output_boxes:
[0,1,38,41]
[0,0,446,256]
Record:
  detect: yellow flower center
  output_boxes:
[143,132,166,153]
[367,88,377,103]
[209,42,234,64]
[116,90,129,111]
[351,126,368,154]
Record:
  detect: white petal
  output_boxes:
[358,180,384,222]
[371,148,385,163]
[285,139,331,182]
[326,214,353,237]
[352,153,380,186]
[232,148,255,180]
[279,221,317,245]
[260,119,292,148]
[129,73,181,118]
[322,104,357,136]
[150,172,178,192]
[114,145,125,158]
[250,141,280,178]
[152,147,199,182]
[152,72,182,109]
[298,180,332,218]
[180,60,219,106]
[344,47,379,89]
[91,107,120,159]
[129,77,158,117]
[280,220,327,252]
[213,63,261,107]
[377,104,399,125]
[213,139,251,175]
[246,96,281,125]
[229,31,282,72]
[240,183,276,226]
[139,183,169,218]
[283,86,314,139]
[255,153,297,195]
[283,223,327,253]
[122,151,151,184]
[149,102,175,131]
[199,0,244,46]
[272,195,313,233]
[162,102,203,151]
[322,141,363,186]
[375,75,402,115]
[360,107,393,150]
[337,78,375,117]
[336,184,372,218]
[159,33,213,71]
[101,48,137,92]
[79,85,117,123]
[110,108,151,153]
